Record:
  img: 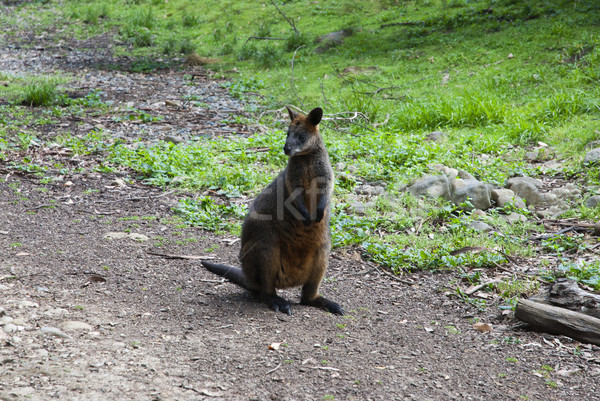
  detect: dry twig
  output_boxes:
[269,0,298,34]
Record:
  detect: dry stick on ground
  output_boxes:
[269,0,298,34]
[146,251,217,260]
[244,36,285,44]
[96,190,176,204]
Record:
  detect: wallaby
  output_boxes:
[201,106,343,315]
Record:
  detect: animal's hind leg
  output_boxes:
[300,248,344,315]
[241,245,292,315]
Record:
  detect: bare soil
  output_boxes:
[1,6,600,401]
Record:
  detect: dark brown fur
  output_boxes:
[202,107,343,315]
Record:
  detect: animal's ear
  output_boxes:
[286,106,298,122]
[307,107,323,126]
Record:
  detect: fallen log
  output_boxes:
[515,299,600,346]
[529,278,600,319]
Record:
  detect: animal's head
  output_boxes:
[283,106,323,157]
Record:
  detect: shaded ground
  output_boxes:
[1,5,600,401]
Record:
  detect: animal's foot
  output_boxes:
[267,295,292,315]
[302,296,344,315]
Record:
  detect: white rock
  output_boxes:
[3,324,20,333]
[103,232,149,241]
[19,300,39,308]
[62,321,93,331]
[41,326,70,338]
[503,214,527,224]
[44,308,69,317]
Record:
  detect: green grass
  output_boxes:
[1,0,600,303]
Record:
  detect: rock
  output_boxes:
[407,175,452,200]
[62,321,93,331]
[471,209,486,218]
[433,164,458,179]
[491,188,526,209]
[506,176,543,189]
[503,213,527,224]
[586,195,600,209]
[452,181,491,210]
[356,185,385,196]
[525,147,553,162]
[315,29,353,44]
[164,134,185,144]
[103,232,149,241]
[506,181,544,207]
[451,178,467,191]
[584,148,600,165]
[470,220,493,232]
[0,316,13,325]
[457,170,476,180]
[595,221,600,236]
[350,201,376,215]
[546,204,568,218]
[584,140,600,150]
[4,387,35,397]
[18,300,39,308]
[41,326,70,338]
[43,308,69,317]
[334,162,345,171]
[426,131,447,141]
[549,184,580,203]
[3,323,20,333]
[315,29,353,53]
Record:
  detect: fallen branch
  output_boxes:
[464,278,504,295]
[146,251,217,260]
[515,298,600,346]
[244,36,285,44]
[269,0,298,34]
[96,190,176,204]
[266,362,282,375]
[529,278,600,319]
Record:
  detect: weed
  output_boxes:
[255,45,284,68]
[20,77,59,107]
[182,14,199,28]
[285,31,310,52]
[175,197,247,233]
[131,7,155,29]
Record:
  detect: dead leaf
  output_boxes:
[424,326,435,333]
[473,322,493,332]
[268,342,281,351]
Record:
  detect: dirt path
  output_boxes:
[1,6,600,401]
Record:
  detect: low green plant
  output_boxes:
[174,197,247,233]
[20,78,60,107]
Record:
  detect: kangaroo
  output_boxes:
[201,106,343,315]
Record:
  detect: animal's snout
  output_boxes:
[283,145,292,155]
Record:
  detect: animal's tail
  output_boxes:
[201,261,253,291]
